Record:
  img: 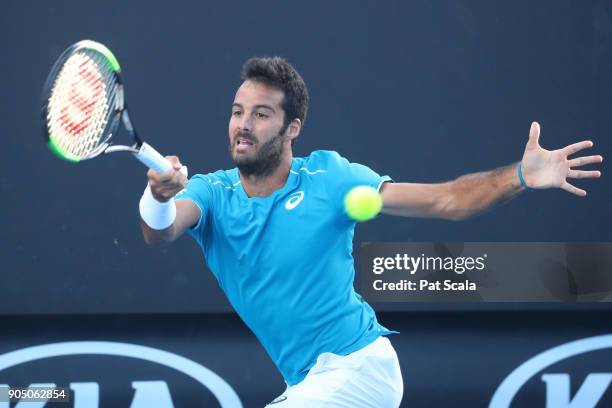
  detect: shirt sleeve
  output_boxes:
[174,174,213,244]
[313,150,392,216]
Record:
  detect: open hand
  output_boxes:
[521,122,603,196]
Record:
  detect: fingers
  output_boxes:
[562,140,594,156]
[562,152,601,196]
[568,155,604,167]
[177,172,188,188]
[146,167,157,181]
[146,155,188,202]
[568,169,601,179]
[150,174,187,201]
[166,155,183,171]
[147,156,184,179]
[150,169,187,188]
[164,156,187,188]
[527,121,541,147]
[147,167,173,184]
[561,181,587,197]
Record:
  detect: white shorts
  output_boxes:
[265,336,403,407]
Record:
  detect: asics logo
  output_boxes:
[285,191,304,210]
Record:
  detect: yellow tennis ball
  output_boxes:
[344,186,383,222]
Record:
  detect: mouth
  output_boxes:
[236,137,254,146]
[234,137,256,153]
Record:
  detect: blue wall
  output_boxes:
[2,0,611,313]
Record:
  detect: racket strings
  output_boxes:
[47,51,117,159]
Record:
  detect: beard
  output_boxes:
[229,125,288,177]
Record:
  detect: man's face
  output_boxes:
[229,80,288,176]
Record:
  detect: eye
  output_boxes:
[255,112,268,119]
[232,110,242,117]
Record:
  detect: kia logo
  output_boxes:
[0,341,242,407]
[490,334,612,408]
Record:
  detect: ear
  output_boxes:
[285,118,302,142]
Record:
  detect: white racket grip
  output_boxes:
[134,142,172,173]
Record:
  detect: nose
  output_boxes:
[237,113,253,133]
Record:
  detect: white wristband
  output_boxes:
[139,184,176,230]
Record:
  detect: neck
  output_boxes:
[240,151,293,198]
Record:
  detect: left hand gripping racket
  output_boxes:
[41,40,180,174]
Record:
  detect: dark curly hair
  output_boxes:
[241,57,309,141]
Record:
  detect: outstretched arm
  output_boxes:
[380,122,603,221]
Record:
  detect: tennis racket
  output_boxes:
[41,40,179,174]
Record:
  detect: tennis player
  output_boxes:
[138,57,602,407]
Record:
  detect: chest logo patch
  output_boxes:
[285,191,304,210]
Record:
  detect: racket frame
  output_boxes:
[41,40,172,173]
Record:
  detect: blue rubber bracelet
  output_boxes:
[518,163,535,191]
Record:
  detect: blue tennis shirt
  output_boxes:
[176,150,396,385]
